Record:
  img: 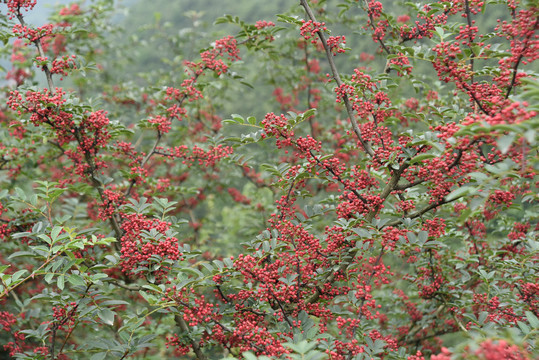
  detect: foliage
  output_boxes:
[0,0,538,359]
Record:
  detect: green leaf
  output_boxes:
[67,274,85,286]
[497,134,516,154]
[57,275,65,290]
[231,114,244,124]
[51,226,63,242]
[517,321,530,334]
[434,26,446,40]
[179,267,204,278]
[98,308,115,326]
[139,290,157,305]
[90,352,107,360]
[38,234,52,245]
[44,272,55,283]
[276,14,302,25]
[468,172,489,182]
[526,311,539,328]
[446,186,475,201]
[242,352,258,360]
[15,187,26,200]
[8,251,35,259]
[11,269,28,283]
[409,153,437,164]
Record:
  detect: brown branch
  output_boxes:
[464,0,475,85]
[394,178,426,191]
[13,9,123,242]
[73,129,123,241]
[308,149,368,204]
[299,0,375,158]
[111,281,143,291]
[175,315,207,360]
[362,0,392,55]
[462,82,490,115]
[505,17,539,99]
[124,130,162,197]
[0,252,62,300]
[56,284,93,358]
[269,290,293,328]
[216,285,231,303]
[15,10,54,93]
[385,195,463,228]
[398,305,447,343]
[306,165,405,305]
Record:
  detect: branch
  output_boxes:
[394,178,426,191]
[308,149,368,204]
[175,315,207,360]
[505,18,539,99]
[73,128,123,241]
[111,281,143,291]
[362,0,392,55]
[462,82,491,115]
[398,305,447,343]
[385,195,463,228]
[56,284,93,358]
[269,290,293,328]
[124,130,162,197]
[305,163,405,305]
[299,0,375,158]
[15,11,55,93]
[0,252,62,300]
[463,0,475,85]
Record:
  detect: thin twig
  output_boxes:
[124,130,162,197]
[111,281,143,291]
[385,195,463,228]
[15,10,55,93]
[362,0,392,55]
[505,18,539,99]
[463,0,475,85]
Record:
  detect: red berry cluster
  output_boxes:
[228,187,251,205]
[388,52,412,76]
[99,188,125,221]
[159,144,233,168]
[12,23,54,42]
[300,20,327,44]
[119,213,182,276]
[148,115,172,134]
[255,20,276,29]
[5,0,37,19]
[49,55,77,78]
[473,339,529,360]
[185,35,241,76]
[326,35,347,55]
[0,311,17,331]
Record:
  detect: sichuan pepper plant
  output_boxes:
[0,0,538,359]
